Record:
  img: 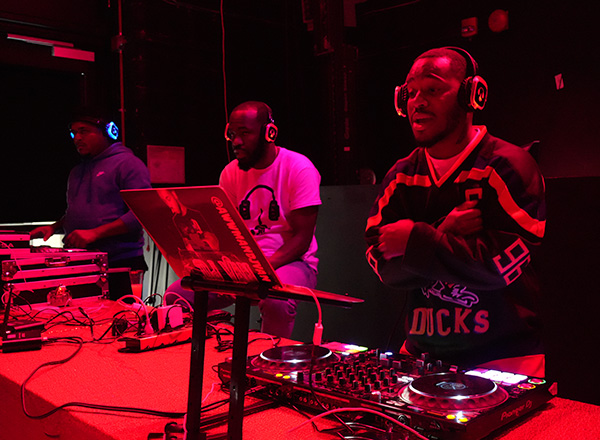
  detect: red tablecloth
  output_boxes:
[1,297,598,440]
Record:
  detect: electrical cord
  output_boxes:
[288,407,429,440]
[163,291,194,312]
[20,335,233,420]
[220,0,230,162]
[288,402,339,437]
[116,294,154,335]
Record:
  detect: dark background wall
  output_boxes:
[2,0,599,224]
[1,0,598,405]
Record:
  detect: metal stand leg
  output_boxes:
[184,290,209,440]
[227,295,252,440]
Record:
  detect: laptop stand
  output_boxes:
[179,275,361,440]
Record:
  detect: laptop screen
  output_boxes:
[120,186,281,289]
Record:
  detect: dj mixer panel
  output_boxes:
[218,344,556,440]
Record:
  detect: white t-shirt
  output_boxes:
[219,147,321,272]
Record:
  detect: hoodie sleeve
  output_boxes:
[118,155,152,232]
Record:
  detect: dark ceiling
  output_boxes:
[1,0,598,223]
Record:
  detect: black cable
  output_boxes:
[20,336,232,420]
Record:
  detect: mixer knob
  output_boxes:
[297,371,304,382]
[352,380,360,390]
[374,380,382,390]
[392,360,404,371]
[370,390,382,402]
[364,383,372,392]
[315,372,323,382]
[383,377,390,387]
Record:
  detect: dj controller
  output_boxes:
[218,344,557,440]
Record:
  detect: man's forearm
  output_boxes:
[91,218,129,241]
[268,235,312,270]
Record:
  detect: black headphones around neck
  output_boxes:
[394,46,488,117]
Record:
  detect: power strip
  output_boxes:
[119,326,192,352]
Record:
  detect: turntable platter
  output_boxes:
[400,372,509,411]
[251,344,338,372]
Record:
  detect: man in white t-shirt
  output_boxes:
[168,101,321,337]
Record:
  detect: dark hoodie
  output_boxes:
[62,142,151,262]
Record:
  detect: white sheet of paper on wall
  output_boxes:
[554,74,564,90]
[146,145,185,184]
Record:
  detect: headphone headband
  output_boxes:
[441,46,479,77]
[70,116,119,140]
[224,105,278,144]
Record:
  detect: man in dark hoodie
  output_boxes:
[30,112,151,271]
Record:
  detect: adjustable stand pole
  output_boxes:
[184,289,209,440]
[227,295,251,440]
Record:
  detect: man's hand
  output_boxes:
[63,229,99,249]
[30,225,56,241]
[437,200,482,236]
[377,219,415,260]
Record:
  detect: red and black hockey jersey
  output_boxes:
[365,127,546,367]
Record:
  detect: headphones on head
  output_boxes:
[239,185,280,221]
[224,105,278,143]
[394,46,488,117]
[70,116,119,141]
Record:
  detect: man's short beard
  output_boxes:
[237,140,267,171]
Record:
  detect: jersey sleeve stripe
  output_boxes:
[456,167,545,238]
[366,173,432,230]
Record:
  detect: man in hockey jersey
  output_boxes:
[365,47,546,376]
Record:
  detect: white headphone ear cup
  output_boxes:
[469,76,488,111]
[264,123,278,142]
[395,85,408,117]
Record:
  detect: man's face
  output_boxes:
[70,121,109,157]
[158,190,182,215]
[226,108,266,171]
[405,56,466,148]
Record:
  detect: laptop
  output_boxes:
[120,186,361,306]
